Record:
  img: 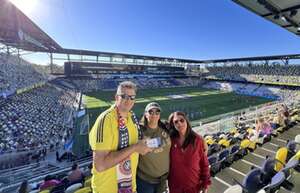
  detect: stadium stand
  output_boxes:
[0,54,48,96]
[0,84,79,154]
[56,77,204,93]
[203,80,300,100]
[205,65,300,86]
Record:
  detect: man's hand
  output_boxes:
[134,139,153,155]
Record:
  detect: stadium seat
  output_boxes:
[84,177,91,187]
[228,144,240,162]
[276,155,300,191]
[237,168,265,193]
[287,140,299,160]
[240,139,256,153]
[218,149,231,168]
[29,190,39,193]
[276,126,285,133]
[39,190,50,193]
[207,143,221,156]
[225,171,285,193]
[50,183,66,193]
[271,129,278,137]
[227,133,239,145]
[65,183,82,193]
[208,155,221,176]
[258,171,285,193]
[74,187,92,193]
[260,157,282,184]
[205,136,215,146]
[274,147,288,171]
[218,138,230,149]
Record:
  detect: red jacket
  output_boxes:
[168,134,211,193]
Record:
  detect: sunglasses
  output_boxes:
[148,110,160,115]
[118,94,136,100]
[173,118,185,124]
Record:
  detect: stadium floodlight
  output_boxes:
[297,27,300,32]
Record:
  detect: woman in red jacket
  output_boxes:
[168,111,211,193]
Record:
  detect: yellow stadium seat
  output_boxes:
[248,141,256,150]
[74,187,92,193]
[39,190,50,193]
[240,139,256,151]
[275,147,288,171]
[84,177,91,187]
[206,138,215,145]
[218,139,230,148]
[296,150,300,159]
[240,139,250,149]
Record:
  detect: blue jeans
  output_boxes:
[136,176,160,193]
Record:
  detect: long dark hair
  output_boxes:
[168,111,196,149]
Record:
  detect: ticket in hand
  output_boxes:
[146,137,162,148]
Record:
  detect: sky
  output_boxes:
[9,0,300,65]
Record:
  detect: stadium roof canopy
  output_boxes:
[0,0,62,52]
[198,53,300,64]
[233,0,300,36]
[56,48,206,64]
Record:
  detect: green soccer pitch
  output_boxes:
[83,87,274,127]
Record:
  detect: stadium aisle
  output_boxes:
[208,124,300,193]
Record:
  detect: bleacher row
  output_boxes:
[206,65,300,85]
[203,81,300,101]
[0,54,48,95]
[0,84,79,156]
[203,105,300,193]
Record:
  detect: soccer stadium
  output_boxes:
[0,0,300,193]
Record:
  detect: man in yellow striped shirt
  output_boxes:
[89,81,152,193]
